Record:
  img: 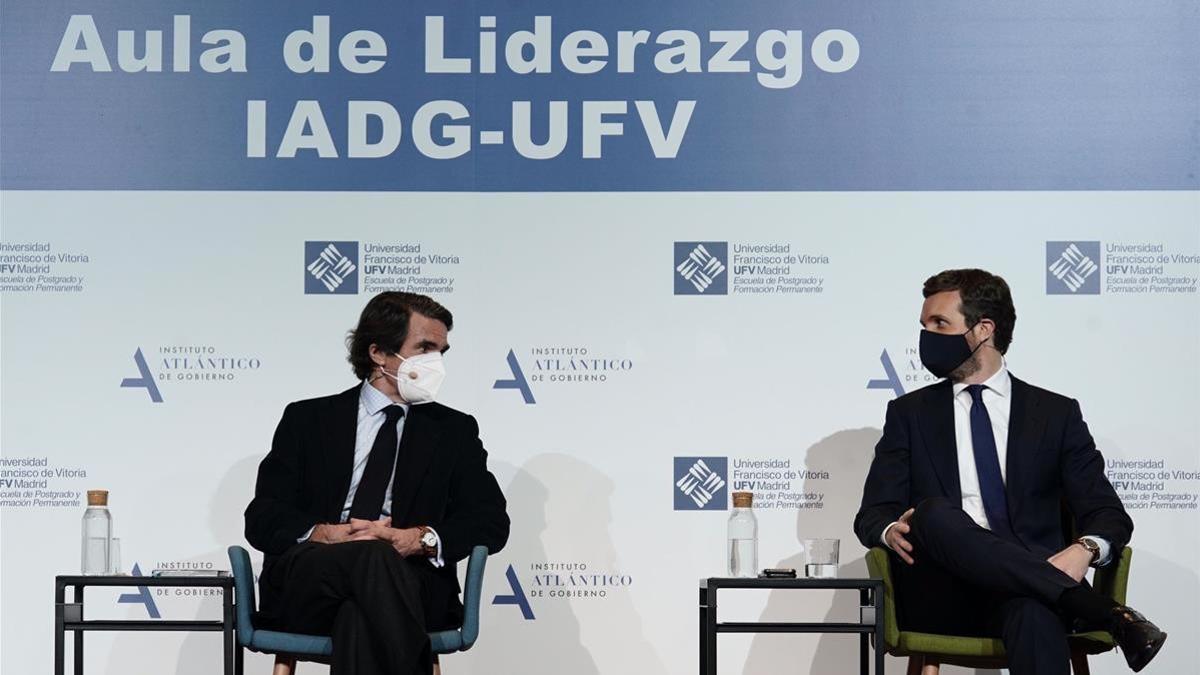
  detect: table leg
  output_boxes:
[698,588,706,675]
[54,580,65,675]
[703,585,717,675]
[74,585,84,675]
[223,586,234,675]
[874,585,885,675]
[859,589,869,675]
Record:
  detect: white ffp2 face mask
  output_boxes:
[382,352,446,404]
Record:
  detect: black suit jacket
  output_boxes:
[244,386,510,623]
[854,375,1132,559]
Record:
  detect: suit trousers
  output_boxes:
[267,539,434,675]
[896,497,1083,675]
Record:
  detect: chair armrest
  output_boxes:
[458,546,489,650]
[1092,546,1132,606]
[866,546,900,651]
[226,545,257,646]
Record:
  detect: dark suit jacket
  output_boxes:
[244,385,510,624]
[854,375,1132,559]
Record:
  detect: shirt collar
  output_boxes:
[952,364,1011,399]
[360,380,410,417]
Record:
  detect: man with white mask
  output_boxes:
[245,291,510,675]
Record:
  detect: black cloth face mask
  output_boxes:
[919,324,988,379]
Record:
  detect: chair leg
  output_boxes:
[912,653,940,667]
[272,654,296,675]
[906,656,939,675]
[1070,649,1091,675]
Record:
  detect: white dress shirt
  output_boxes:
[953,366,1013,532]
[883,365,1110,566]
[298,381,443,567]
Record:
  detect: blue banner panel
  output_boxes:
[2,1,1197,190]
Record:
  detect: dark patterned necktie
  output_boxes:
[348,405,405,521]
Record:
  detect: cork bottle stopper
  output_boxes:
[732,491,753,508]
[86,490,109,506]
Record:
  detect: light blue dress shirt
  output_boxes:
[345,381,410,522]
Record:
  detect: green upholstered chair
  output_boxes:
[865,545,1131,675]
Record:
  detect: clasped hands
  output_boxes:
[884,507,1092,582]
[310,517,424,557]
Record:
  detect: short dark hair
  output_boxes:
[346,292,453,379]
[922,269,1016,354]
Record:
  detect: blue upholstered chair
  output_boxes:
[227,545,490,675]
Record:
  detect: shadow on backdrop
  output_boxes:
[458,455,605,675]
[101,455,261,675]
[738,427,1002,675]
[742,428,889,675]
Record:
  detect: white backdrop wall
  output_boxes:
[1,191,1197,674]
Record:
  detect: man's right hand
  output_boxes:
[884,507,916,565]
[309,522,357,544]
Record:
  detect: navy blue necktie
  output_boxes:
[966,385,1016,540]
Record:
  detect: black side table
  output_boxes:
[54,574,239,675]
[699,576,884,675]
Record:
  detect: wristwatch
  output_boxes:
[418,527,439,558]
[1075,537,1101,564]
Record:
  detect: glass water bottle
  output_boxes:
[727,491,758,577]
[81,489,112,575]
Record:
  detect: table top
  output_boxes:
[56,574,234,587]
[700,576,881,589]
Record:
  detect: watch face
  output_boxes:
[421,532,437,547]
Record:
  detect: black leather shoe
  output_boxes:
[1109,605,1166,672]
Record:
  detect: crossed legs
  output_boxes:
[273,540,433,675]
[896,498,1081,675]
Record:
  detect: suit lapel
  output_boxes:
[919,380,962,501]
[390,404,440,523]
[323,386,361,521]
[1005,375,1047,508]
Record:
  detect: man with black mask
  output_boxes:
[855,269,1166,674]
